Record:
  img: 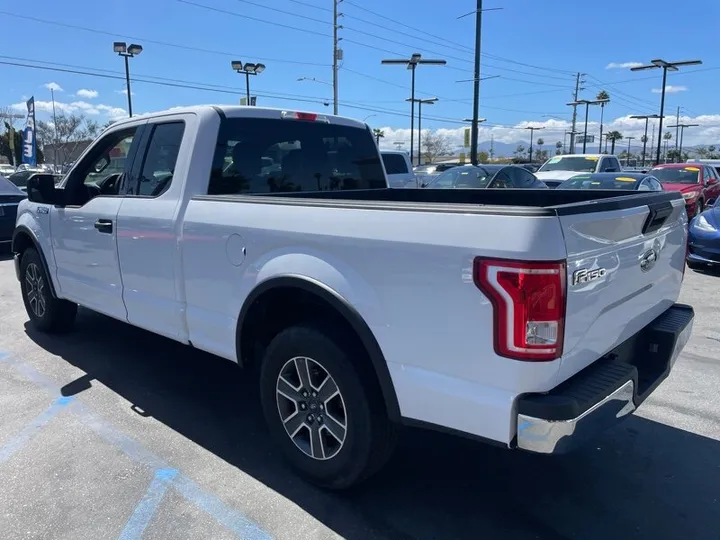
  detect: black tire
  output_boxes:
[20,248,77,333]
[259,322,397,490]
[687,260,703,271]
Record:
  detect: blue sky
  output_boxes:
[2,0,719,153]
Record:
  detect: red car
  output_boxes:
[649,163,720,218]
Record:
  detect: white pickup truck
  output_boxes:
[13,106,694,489]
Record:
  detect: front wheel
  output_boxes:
[259,323,396,489]
[20,248,77,333]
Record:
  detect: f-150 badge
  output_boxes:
[572,267,607,286]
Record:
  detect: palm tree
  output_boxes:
[607,131,623,155]
[536,137,544,162]
[555,141,563,155]
[372,129,384,145]
[596,90,610,153]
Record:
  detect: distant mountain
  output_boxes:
[451,140,533,158]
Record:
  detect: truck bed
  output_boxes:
[196,188,681,216]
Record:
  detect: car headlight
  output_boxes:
[682,191,698,200]
[694,214,716,232]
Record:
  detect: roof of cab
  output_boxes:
[109,105,367,130]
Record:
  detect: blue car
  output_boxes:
[687,199,720,269]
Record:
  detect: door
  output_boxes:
[115,119,189,342]
[51,124,144,320]
[703,166,720,204]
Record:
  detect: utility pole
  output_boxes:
[489,134,494,161]
[569,72,585,153]
[468,0,483,165]
[675,106,680,153]
[50,88,59,167]
[332,0,342,115]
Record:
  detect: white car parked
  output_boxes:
[13,105,694,489]
[381,150,415,187]
[534,154,623,183]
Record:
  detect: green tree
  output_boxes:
[555,141,563,155]
[514,144,526,159]
[477,150,489,163]
[535,137,544,162]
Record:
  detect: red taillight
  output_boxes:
[473,257,566,361]
[281,110,327,122]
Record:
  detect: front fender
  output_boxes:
[13,202,58,294]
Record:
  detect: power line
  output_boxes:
[288,0,332,12]
[231,0,330,26]
[177,0,331,39]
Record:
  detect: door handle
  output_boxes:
[94,219,113,234]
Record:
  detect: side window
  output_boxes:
[510,167,536,188]
[79,129,136,187]
[637,180,651,191]
[133,122,185,197]
[63,127,138,206]
[490,169,512,188]
[429,171,458,188]
[649,177,662,191]
[382,154,409,175]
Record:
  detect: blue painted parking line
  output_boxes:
[118,468,179,540]
[0,353,274,540]
[0,395,73,465]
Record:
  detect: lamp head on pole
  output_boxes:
[231,60,244,71]
[127,44,143,56]
[113,42,127,54]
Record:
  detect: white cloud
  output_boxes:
[651,85,687,94]
[76,89,99,99]
[373,114,720,155]
[44,82,63,92]
[11,99,126,120]
[115,89,135,96]
[605,62,643,69]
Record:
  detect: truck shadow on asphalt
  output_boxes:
[24,309,719,540]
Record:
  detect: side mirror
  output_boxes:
[707,177,718,185]
[27,174,63,205]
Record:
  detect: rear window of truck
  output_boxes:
[382,153,409,175]
[208,118,386,195]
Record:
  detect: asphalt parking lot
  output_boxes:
[0,253,718,540]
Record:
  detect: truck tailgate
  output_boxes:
[556,196,687,384]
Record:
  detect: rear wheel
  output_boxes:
[20,248,77,333]
[259,323,396,489]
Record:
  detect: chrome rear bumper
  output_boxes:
[515,303,694,454]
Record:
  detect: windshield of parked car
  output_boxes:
[7,170,33,187]
[382,153,409,174]
[426,167,491,188]
[538,156,599,172]
[558,175,639,190]
[650,167,701,184]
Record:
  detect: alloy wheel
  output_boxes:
[25,263,47,318]
[275,356,347,460]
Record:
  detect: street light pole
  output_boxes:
[408,97,438,166]
[524,126,544,162]
[382,54,446,166]
[631,58,702,164]
[668,123,699,161]
[113,42,143,117]
[232,61,266,105]
[630,114,662,167]
[568,98,608,154]
[625,136,635,166]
